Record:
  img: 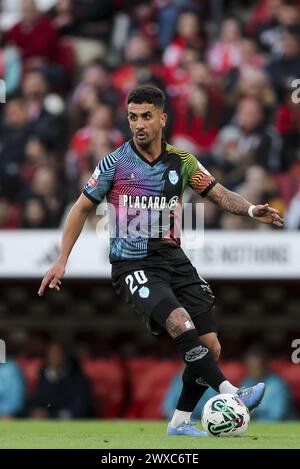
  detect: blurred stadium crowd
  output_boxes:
[1,0,300,231]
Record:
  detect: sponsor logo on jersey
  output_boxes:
[122,195,179,210]
[168,170,179,185]
[88,176,97,187]
[87,167,100,187]
[138,286,150,298]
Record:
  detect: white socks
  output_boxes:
[169,410,192,428]
[219,380,238,394]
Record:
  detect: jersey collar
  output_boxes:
[130,138,167,167]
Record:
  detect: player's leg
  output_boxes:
[199,332,221,361]
[170,259,265,415]
[197,331,266,411]
[161,307,231,435]
[167,313,234,432]
[169,332,224,428]
[200,331,238,394]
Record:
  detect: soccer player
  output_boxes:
[38,85,284,436]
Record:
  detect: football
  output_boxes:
[201,393,250,437]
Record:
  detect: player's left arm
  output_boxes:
[206,182,284,228]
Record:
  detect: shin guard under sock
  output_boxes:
[177,366,209,412]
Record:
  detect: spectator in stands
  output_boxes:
[164,46,202,111]
[0,31,22,97]
[162,370,217,422]
[189,61,224,118]
[21,136,53,184]
[246,0,282,38]
[254,0,300,56]
[213,97,283,182]
[6,0,61,73]
[68,62,120,132]
[171,84,220,154]
[266,26,300,101]
[0,358,25,418]
[67,105,123,174]
[207,18,242,76]
[128,0,158,48]
[0,197,20,229]
[163,8,204,71]
[21,196,51,228]
[0,97,31,201]
[24,166,66,227]
[53,0,113,41]
[22,69,67,151]
[240,345,297,421]
[29,341,92,419]
[225,68,276,123]
[156,0,180,50]
[239,37,266,70]
[111,34,161,102]
[275,88,300,170]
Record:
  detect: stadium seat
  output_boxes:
[81,358,126,418]
[16,357,43,395]
[126,358,182,419]
[219,361,247,386]
[270,360,300,412]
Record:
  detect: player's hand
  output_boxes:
[253,204,284,228]
[38,261,65,296]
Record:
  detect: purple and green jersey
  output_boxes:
[83,140,216,262]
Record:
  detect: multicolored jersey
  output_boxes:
[83,140,216,262]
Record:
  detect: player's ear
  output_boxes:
[161,112,167,128]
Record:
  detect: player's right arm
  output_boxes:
[38,193,94,296]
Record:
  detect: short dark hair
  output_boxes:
[127,85,165,109]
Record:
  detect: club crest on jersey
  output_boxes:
[168,170,179,185]
[138,286,150,299]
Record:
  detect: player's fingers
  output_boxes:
[273,217,284,227]
[271,213,284,223]
[49,277,59,289]
[38,273,53,296]
[274,220,284,227]
[38,281,46,296]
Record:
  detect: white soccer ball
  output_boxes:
[201,393,250,437]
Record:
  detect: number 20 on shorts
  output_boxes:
[125,270,148,294]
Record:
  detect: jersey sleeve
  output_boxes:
[83,152,118,204]
[186,154,217,197]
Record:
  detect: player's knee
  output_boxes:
[165,307,196,339]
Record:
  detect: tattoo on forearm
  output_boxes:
[206,183,250,216]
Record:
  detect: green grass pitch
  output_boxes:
[0,421,299,449]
